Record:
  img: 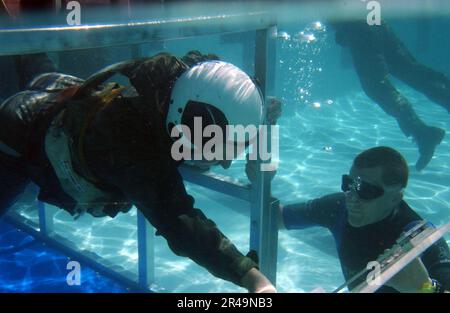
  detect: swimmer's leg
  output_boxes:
[383,27,450,114]
[352,50,445,171]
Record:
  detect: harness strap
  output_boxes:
[22,85,81,165]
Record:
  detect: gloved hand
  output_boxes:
[246,249,259,265]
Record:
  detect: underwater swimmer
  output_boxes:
[247,146,450,292]
[0,51,276,293]
[330,20,448,171]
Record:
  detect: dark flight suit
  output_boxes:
[0,52,257,287]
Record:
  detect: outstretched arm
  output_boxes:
[111,157,274,291]
[280,193,345,231]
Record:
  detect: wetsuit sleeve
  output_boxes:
[113,160,257,287]
[422,237,450,291]
[282,192,345,230]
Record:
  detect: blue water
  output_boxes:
[0,220,129,293]
[1,11,449,293]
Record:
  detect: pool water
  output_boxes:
[0,220,130,292]
[1,10,449,293]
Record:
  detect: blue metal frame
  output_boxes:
[38,200,59,235]
[4,211,147,292]
[2,10,279,292]
[179,167,252,202]
[137,210,155,289]
[250,25,278,285]
[0,11,276,56]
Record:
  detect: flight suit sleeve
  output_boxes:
[113,159,257,287]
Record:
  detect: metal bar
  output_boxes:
[261,198,279,286]
[353,221,450,293]
[179,166,251,202]
[242,32,256,76]
[0,11,274,56]
[130,44,142,59]
[249,28,267,258]
[38,201,55,234]
[219,31,255,75]
[54,0,62,13]
[250,25,278,285]
[137,210,155,288]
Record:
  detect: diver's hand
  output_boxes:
[266,97,282,125]
[241,268,277,293]
[245,154,276,183]
[385,257,431,293]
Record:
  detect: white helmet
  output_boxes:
[166,61,264,147]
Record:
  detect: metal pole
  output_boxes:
[251,25,278,285]
[137,210,155,288]
[38,201,54,234]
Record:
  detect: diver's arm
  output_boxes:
[421,237,450,292]
[282,193,345,231]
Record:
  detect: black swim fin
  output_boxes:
[415,126,445,171]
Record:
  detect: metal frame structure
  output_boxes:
[1,10,279,291]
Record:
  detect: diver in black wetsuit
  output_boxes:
[246,146,449,292]
[331,20,448,171]
[275,147,450,292]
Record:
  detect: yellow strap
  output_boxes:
[421,281,436,293]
